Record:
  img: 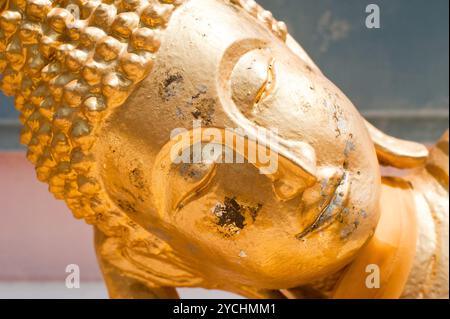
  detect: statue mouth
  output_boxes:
[296,171,350,239]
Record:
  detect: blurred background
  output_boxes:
[0,0,448,298]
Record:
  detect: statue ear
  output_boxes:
[364,119,429,169]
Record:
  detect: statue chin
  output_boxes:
[0,0,448,298]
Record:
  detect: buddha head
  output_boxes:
[94,0,382,289]
[3,0,418,291]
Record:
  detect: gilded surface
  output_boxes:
[0,0,448,298]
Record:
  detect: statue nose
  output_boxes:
[265,139,318,201]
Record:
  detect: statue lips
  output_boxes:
[296,170,350,239]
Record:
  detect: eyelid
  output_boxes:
[253,58,276,109]
[174,161,218,211]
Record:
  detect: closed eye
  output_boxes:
[253,58,276,110]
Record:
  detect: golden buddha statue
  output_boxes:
[0,0,448,299]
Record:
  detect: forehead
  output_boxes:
[160,2,351,131]
[115,0,368,167]
[164,0,289,68]
[117,0,294,137]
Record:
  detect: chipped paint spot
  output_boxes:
[337,117,347,134]
[361,210,368,219]
[320,178,329,196]
[344,139,355,157]
[197,84,208,94]
[129,167,146,190]
[175,106,185,119]
[160,72,184,101]
[191,98,216,126]
[214,198,245,229]
[340,219,360,239]
[179,163,211,181]
[212,197,262,237]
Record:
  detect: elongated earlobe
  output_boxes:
[364,119,429,169]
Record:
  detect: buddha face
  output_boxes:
[97,0,381,289]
